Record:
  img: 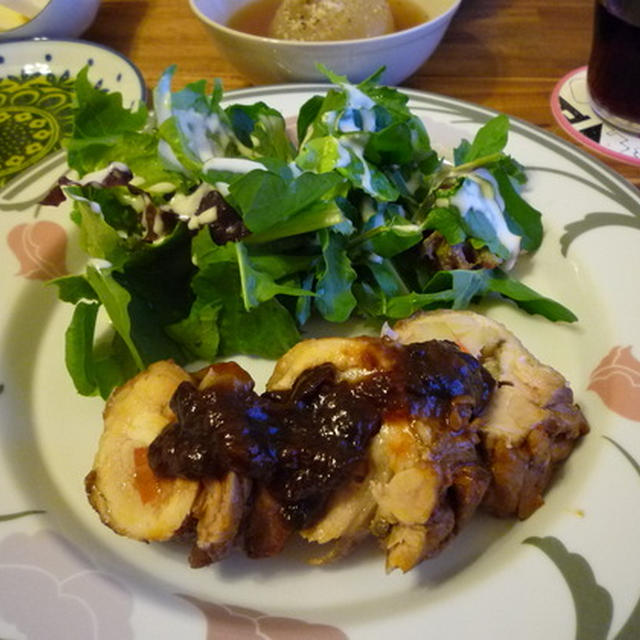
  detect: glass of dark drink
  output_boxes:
[587,0,640,134]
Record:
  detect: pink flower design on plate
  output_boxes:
[588,345,640,421]
[0,530,133,639]
[181,594,348,640]
[7,220,68,280]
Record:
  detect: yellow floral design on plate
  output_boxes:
[0,71,74,187]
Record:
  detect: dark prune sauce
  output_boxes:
[148,339,495,529]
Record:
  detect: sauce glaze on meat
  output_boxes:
[148,339,495,530]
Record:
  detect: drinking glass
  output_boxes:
[586,0,640,134]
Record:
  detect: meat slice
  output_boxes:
[86,359,255,560]
[391,309,589,519]
[186,362,257,565]
[267,335,492,572]
[189,472,251,567]
[85,360,200,541]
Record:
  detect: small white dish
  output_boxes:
[189,0,462,85]
[0,0,100,41]
[0,38,145,187]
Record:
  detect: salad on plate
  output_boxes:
[47,65,576,399]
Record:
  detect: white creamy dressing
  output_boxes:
[153,73,173,125]
[450,169,521,270]
[187,110,227,162]
[288,162,303,178]
[65,192,103,216]
[202,157,264,174]
[154,74,233,171]
[336,136,375,194]
[323,85,379,194]
[130,180,177,196]
[337,106,377,133]
[162,182,218,231]
[215,182,231,197]
[69,161,130,186]
[89,258,113,271]
[323,83,377,134]
[117,191,145,214]
[157,140,185,174]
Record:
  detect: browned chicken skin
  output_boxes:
[85,311,588,572]
[391,310,589,520]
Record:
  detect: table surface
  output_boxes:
[84,0,639,189]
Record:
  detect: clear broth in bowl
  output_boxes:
[228,0,429,38]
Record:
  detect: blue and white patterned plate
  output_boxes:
[0,38,145,188]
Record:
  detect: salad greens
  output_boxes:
[50,65,576,398]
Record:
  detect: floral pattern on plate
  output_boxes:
[181,595,348,639]
[7,219,68,279]
[588,346,640,421]
[0,529,134,639]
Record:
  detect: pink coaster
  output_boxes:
[551,66,640,167]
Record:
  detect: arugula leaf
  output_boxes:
[454,114,509,165]
[84,265,143,369]
[425,270,491,309]
[423,207,467,246]
[166,300,221,362]
[235,242,313,310]
[66,69,183,188]
[64,301,100,396]
[314,228,357,322]
[92,332,141,399]
[487,271,578,321]
[360,211,424,258]
[230,168,344,233]
[50,274,98,304]
[67,194,131,266]
[226,102,294,161]
[366,256,410,298]
[462,207,512,260]
[492,166,543,252]
[192,254,300,358]
[63,292,144,398]
[297,95,324,144]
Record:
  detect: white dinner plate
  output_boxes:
[0,82,639,640]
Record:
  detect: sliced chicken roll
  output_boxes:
[391,310,589,519]
[85,360,200,541]
[267,335,493,572]
[86,360,253,564]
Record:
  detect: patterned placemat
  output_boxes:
[551,66,640,167]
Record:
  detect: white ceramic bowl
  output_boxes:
[0,0,100,41]
[189,0,461,85]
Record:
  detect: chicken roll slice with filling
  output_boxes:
[266,336,494,572]
[85,360,200,541]
[391,310,589,519]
